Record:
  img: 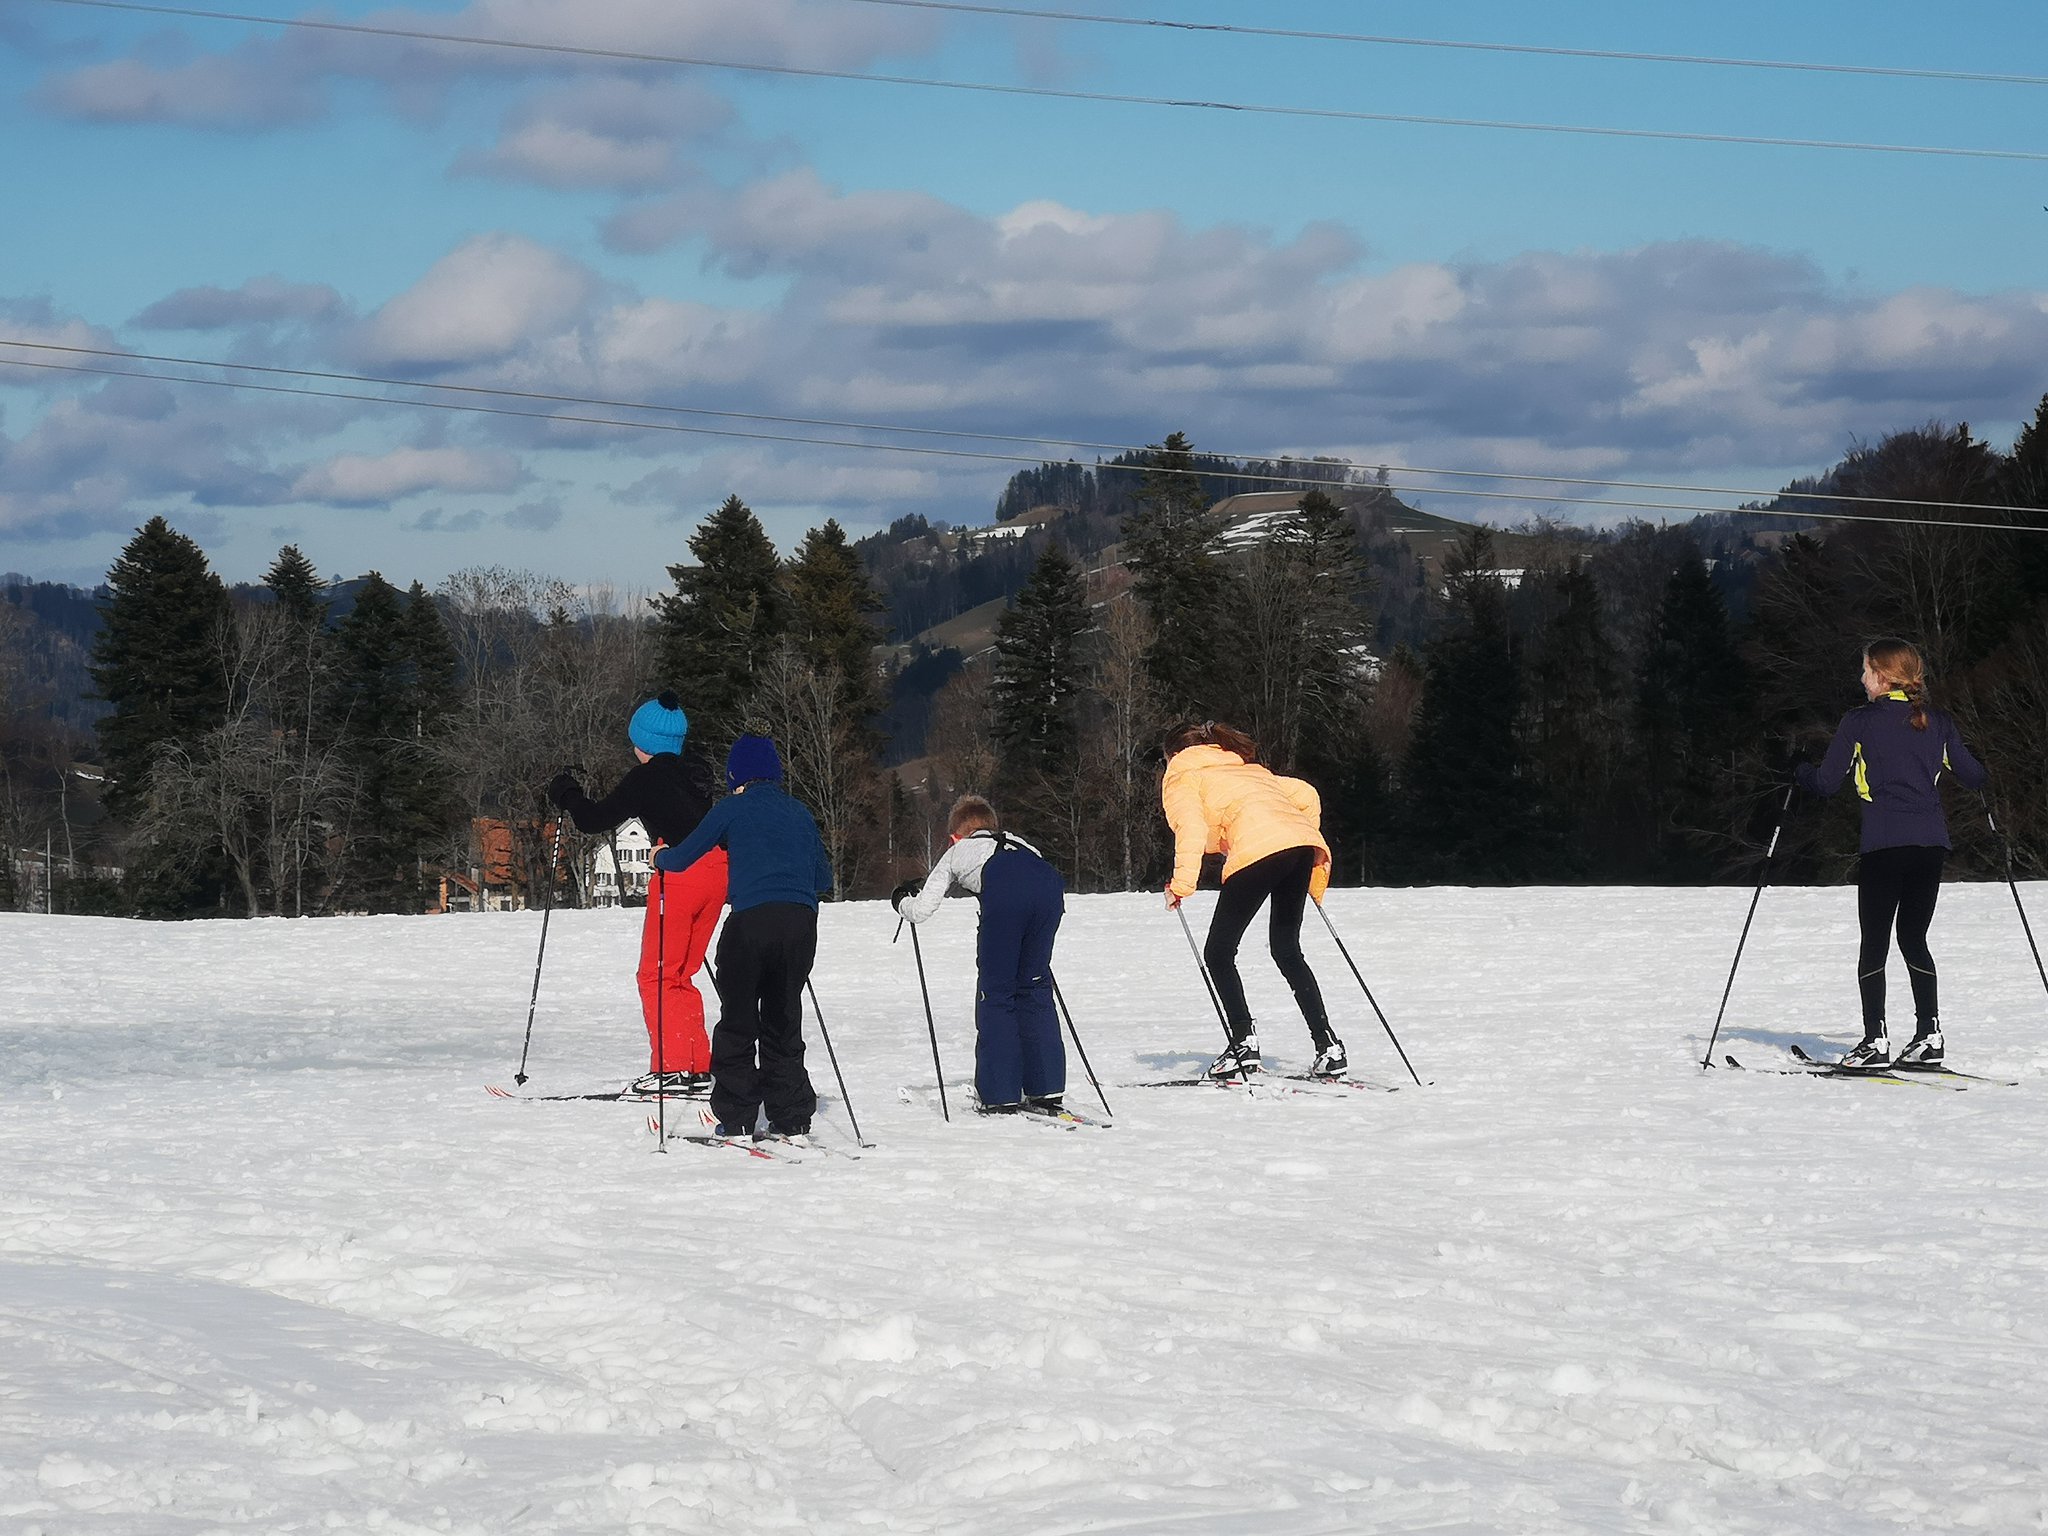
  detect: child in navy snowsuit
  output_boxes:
[654,735,834,1137]
[894,795,1066,1112]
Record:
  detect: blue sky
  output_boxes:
[3,0,2045,589]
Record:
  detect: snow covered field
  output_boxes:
[4,885,2048,1535]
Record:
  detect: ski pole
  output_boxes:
[1313,901,1424,1087]
[908,922,950,1121]
[1700,781,1797,1070]
[1988,806,2048,1005]
[513,817,565,1086]
[653,867,668,1151]
[1174,903,1233,1042]
[1048,971,1112,1117]
[805,980,869,1146]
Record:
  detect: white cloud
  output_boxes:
[291,446,526,504]
[355,234,597,369]
[9,184,2047,559]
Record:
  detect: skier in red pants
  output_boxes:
[548,694,723,1094]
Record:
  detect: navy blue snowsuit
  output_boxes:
[974,841,1068,1108]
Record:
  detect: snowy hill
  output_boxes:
[4,887,2047,1533]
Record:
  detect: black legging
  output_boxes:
[1204,846,1332,1046]
[1856,845,1945,1034]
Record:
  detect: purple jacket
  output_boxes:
[1796,693,1986,852]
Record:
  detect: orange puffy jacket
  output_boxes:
[1162,744,1330,902]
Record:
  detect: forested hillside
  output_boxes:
[5,399,2045,916]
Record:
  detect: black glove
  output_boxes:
[891,878,922,913]
[545,770,581,808]
[1764,738,1811,782]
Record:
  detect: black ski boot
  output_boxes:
[1206,1028,1260,1079]
[1838,1028,1892,1071]
[1895,1023,1944,1068]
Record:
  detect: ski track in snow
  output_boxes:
[3,887,2047,1534]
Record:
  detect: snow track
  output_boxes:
[4,886,2047,1532]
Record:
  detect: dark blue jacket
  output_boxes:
[1797,693,1986,852]
[652,781,833,911]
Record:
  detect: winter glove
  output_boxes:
[545,770,581,807]
[1765,738,1815,785]
[1308,859,1330,906]
[891,878,922,914]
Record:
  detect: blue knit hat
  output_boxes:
[726,734,782,789]
[628,693,688,757]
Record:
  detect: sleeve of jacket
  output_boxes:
[1941,716,1989,791]
[558,771,636,835]
[901,841,966,924]
[654,797,728,873]
[1796,714,1858,797]
[1162,770,1209,899]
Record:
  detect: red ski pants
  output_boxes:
[638,849,727,1074]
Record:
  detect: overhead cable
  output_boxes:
[4,337,2042,519]
[3,348,2042,534]
[32,0,2048,164]
[847,0,2048,90]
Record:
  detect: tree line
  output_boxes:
[2,386,2043,916]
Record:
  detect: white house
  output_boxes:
[588,819,654,907]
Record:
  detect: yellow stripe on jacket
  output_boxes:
[1162,744,1331,901]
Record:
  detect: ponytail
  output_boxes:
[1864,638,1930,732]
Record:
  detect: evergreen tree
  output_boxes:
[261,545,329,740]
[1121,431,1230,715]
[2003,393,2048,605]
[783,519,885,720]
[1231,489,1374,771]
[330,575,458,912]
[1526,560,1619,874]
[264,545,326,631]
[653,495,786,747]
[991,543,1090,780]
[1634,550,1748,878]
[1398,530,1533,882]
[90,517,232,823]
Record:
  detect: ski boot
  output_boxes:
[1837,1030,1892,1071]
[630,1071,700,1096]
[1894,1024,1945,1069]
[1025,1093,1064,1113]
[1308,1039,1348,1078]
[1206,1029,1260,1079]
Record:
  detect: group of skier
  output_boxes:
[543,634,1989,1139]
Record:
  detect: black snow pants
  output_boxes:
[709,902,820,1133]
[1204,845,1332,1048]
[1856,844,1945,1035]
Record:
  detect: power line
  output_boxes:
[847,0,2048,91]
[3,347,2041,534]
[32,0,2048,164]
[4,337,2041,520]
